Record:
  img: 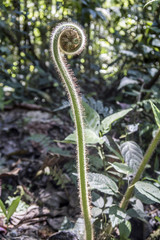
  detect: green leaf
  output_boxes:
[89,155,103,170]
[0,199,7,217]
[92,196,104,208]
[127,208,147,222]
[119,220,131,240]
[73,218,85,240]
[91,207,102,218]
[109,162,134,175]
[150,101,160,128]
[70,101,100,134]
[104,137,124,162]
[120,141,143,175]
[7,196,21,221]
[109,205,127,227]
[118,77,138,90]
[88,173,118,195]
[82,101,100,134]
[155,216,160,222]
[64,128,104,144]
[101,108,132,134]
[135,181,160,204]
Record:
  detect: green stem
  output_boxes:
[50,22,93,240]
[120,128,160,209]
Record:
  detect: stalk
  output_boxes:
[120,128,160,209]
[106,129,160,237]
[50,22,93,240]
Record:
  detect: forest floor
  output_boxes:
[0,105,81,240]
[0,105,160,240]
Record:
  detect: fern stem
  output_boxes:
[50,22,93,240]
[120,128,160,209]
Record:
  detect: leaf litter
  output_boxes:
[0,107,80,239]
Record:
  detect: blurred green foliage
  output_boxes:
[0,0,160,108]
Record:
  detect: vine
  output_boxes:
[50,22,93,240]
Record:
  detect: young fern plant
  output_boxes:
[50,22,93,240]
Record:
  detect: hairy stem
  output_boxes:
[120,128,160,209]
[107,128,160,237]
[50,22,93,240]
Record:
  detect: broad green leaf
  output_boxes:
[109,162,134,175]
[70,101,100,134]
[118,77,138,90]
[7,196,21,221]
[134,189,155,204]
[104,137,124,162]
[150,101,160,128]
[101,108,132,134]
[0,199,7,217]
[88,173,118,195]
[120,141,143,175]
[91,207,102,218]
[119,220,131,240]
[92,196,104,208]
[82,101,100,133]
[109,205,127,227]
[89,155,103,170]
[135,181,160,203]
[64,129,104,144]
[127,208,147,222]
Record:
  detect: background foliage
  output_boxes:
[1,0,160,108]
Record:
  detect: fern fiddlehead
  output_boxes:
[50,22,93,240]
